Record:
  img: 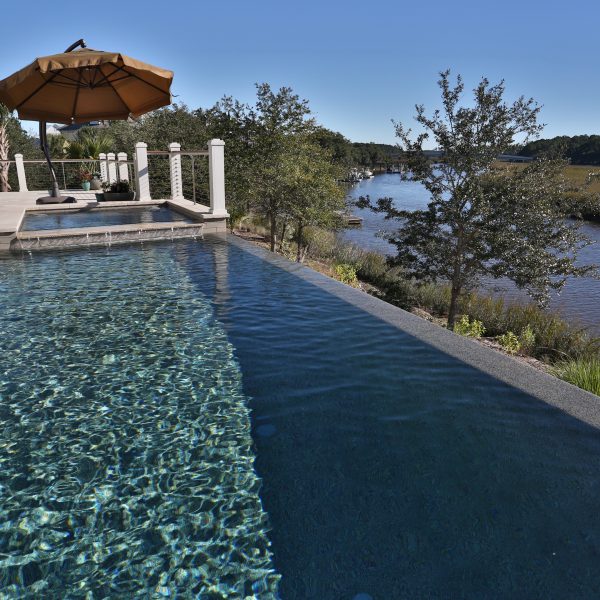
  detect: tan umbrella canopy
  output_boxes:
[0,39,173,202]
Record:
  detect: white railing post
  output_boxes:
[117,152,129,182]
[107,152,117,184]
[169,142,184,201]
[99,153,108,182]
[14,154,28,192]
[134,142,151,201]
[208,139,227,215]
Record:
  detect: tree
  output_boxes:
[250,84,315,251]
[281,139,346,261]
[310,127,353,165]
[208,84,315,249]
[48,133,67,159]
[204,97,257,229]
[5,119,42,159]
[66,127,114,159]
[520,134,600,165]
[359,71,595,329]
[0,109,38,191]
[0,104,12,192]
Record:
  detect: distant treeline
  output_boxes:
[520,135,600,165]
[311,128,398,167]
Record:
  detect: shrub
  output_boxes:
[551,358,600,396]
[334,263,359,287]
[460,294,598,363]
[497,331,521,354]
[459,294,506,335]
[519,324,536,354]
[355,251,388,282]
[303,227,338,260]
[103,179,131,193]
[454,315,485,338]
[415,283,451,316]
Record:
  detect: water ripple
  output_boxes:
[0,245,280,598]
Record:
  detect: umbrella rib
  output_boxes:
[113,65,169,96]
[92,65,122,88]
[15,69,62,109]
[101,66,131,115]
[90,66,100,87]
[71,70,82,121]
[52,72,83,86]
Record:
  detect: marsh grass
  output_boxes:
[551,359,600,396]
[492,162,600,220]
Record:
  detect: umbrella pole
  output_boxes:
[35,40,86,203]
[39,121,60,197]
[36,121,74,204]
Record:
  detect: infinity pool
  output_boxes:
[21,205,194,231]
[1,237,600,598]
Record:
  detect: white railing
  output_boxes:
[9,139,227,215]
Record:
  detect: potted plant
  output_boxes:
[101,179,136,201]
[79,167,93,191]
[90,172,102,191]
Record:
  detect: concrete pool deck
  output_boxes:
[0,192,228,252]
[228,234,600,428]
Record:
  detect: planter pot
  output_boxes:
[90,177,102,191]
[102,192,136,201]
[81,181,91,191]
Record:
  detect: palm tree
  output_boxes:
[66,127,113,160]
[65,128,114,183]
[0,103,11,192]
[48,133,67,159]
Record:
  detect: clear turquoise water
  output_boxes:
[2,237,600,599]
[0,243,279,598]
[21,206,193,231]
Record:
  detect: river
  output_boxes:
[341,173,600,335]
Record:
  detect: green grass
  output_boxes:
[551,358,600,396]
[492,162,600,220]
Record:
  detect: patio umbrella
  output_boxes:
[0,39,173,203]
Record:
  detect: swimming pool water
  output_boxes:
[21,205,194,231]
[0,244,279,598]
[2,237,600,598]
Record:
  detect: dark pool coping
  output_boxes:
[226,233,600,427]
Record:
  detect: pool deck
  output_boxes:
[0,191,228,252]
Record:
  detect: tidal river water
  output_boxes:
[342,173,600,335]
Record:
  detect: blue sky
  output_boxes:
[2,0,599,144]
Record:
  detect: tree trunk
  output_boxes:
[0,124,11,193]
[269,212,277,252]
[447,284,461,330]
[447,258,463,329]
[279,221,287,253]
[296,223,303,262]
